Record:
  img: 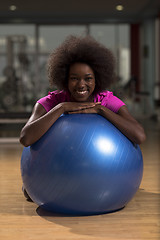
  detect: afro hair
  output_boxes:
[47,35,116,93]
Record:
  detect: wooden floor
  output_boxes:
[0,118,159,240]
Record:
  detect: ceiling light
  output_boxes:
[116,5,124,11]
[9,5,17,11]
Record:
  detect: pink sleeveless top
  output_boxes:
[37,90,125,113]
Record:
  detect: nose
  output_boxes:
[77,78,85,88]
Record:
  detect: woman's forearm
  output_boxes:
[97,105,146,144]
[19,104,64,147]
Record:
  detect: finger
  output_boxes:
[68,107,97,114]
[79,103,96,108]
[67,111,77,114]
[68,110,85,114]
[74,105,96,111]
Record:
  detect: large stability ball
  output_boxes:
[21,114,143,215]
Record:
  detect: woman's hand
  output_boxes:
[62,102,101,114]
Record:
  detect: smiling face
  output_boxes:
[68,63,96,102]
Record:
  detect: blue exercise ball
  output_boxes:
[21,114,143,215]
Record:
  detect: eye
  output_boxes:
[85,77,93,81]
[70,76,78,81]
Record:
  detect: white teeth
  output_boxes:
[76,90,87,94]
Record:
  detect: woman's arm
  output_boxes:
[19,101,98,147]
[98,105,146,144]
[69,104,146,145]
[19,103,63,147]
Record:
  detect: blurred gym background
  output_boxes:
[0,0,160,141]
